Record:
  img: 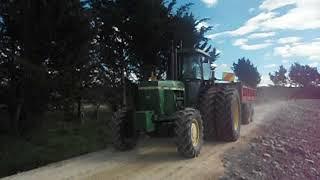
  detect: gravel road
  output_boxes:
[2,100,307,180]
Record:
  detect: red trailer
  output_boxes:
[239,84,256,124]
[215,75,257,125]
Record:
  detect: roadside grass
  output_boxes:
[0,107,112,178]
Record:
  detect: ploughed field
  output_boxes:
[3,100,320,180]
[221,100,320,180]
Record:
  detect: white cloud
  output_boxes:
[216,40,225,44]
[264,64,277,68]
[208,0,320,39]
[207,12,277,39]
[249,8,255,13]
[212,23,220,29]
[274,40,320,61]
[206,31,230,39]
[315,38,320,41]
[259,74,273,86]
[233,38,272,50]
[216,63,230,73]
[264,52,272,57]
[274,45,292,58]
[233,39,247,46]
[261,0,320,30]
[219,64,228,68]
[243,43,272,50]
[282,59,289,64]
[196,22,210,31]
[201,0,218,7]
[277,37,302,44]
[208,12,277,39]
[230,12,276,36]
[259,0,296,11]
[264,39,274,43]
[248,32,276,39]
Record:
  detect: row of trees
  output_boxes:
[230,59,319,88]
[0,0,220,134]
[269,63,320,87]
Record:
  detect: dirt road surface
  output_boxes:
[2,100,312,180]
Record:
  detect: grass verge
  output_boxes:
[0,110,112,178]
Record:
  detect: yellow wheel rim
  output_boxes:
[191,119,200,147]
[232,100,240,131]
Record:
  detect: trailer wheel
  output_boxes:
[110,107,138,151]
[250,104,254,122]
[215,88,241,142]
[175,108,203,158]
[199,87,220,140]
[241,103,251,125]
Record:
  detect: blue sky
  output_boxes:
[178,0,320,86]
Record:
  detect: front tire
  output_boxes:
[109,107,138,151]
[175,108,203,158]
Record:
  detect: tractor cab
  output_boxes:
[175,49,215,106]
[178,49,214,82]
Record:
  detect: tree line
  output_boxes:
[269,63,320,87]
[0,0,221,135]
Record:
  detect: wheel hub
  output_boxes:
[191,119,200,146]
[232,100,240,131]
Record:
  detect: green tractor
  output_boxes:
[110,48,248,158]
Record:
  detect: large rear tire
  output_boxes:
[215,88,241,142]
[175,108,203,158]
[200,87,220,140]
[110,107,138,151]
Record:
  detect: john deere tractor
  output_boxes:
[110,48,243,158]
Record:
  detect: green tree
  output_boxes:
[289,63,319,87]
[1,0,219,131]
[87,0,216,106]
[89,0,215,79]
[232,57,261,87]
[0,0,91,133]
[269,65,287,86]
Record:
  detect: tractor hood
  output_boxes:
[138,81,185,91]
[136,81,185,118]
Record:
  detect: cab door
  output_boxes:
[180,54,204,106]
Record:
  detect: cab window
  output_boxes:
[182,55,201,80]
